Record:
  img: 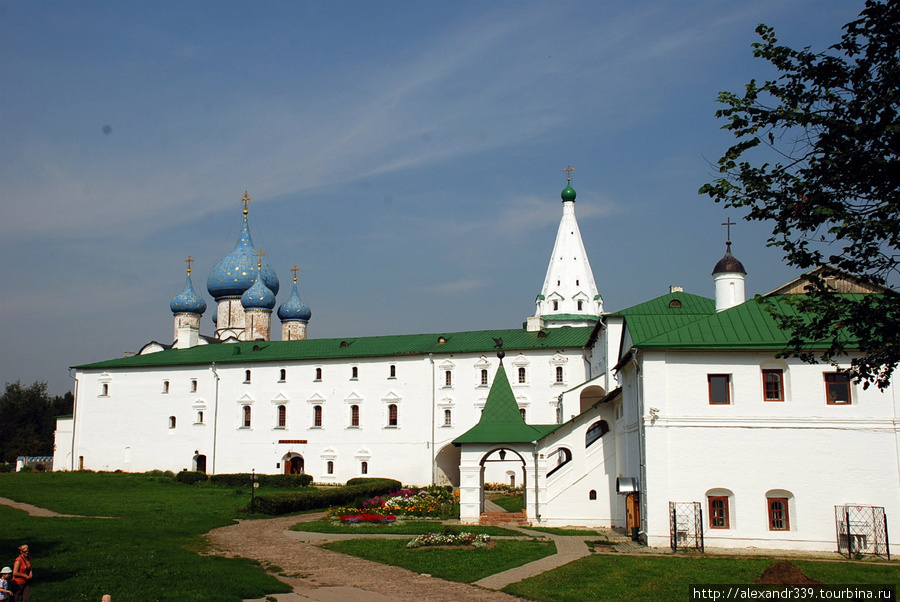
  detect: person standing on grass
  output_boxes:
[0,567,12,601]
[12,546,31,602]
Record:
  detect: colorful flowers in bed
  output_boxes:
[406,531,491,549]
[339,512,397,524]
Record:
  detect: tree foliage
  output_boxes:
[700,0,900,389]
[0,381,74,463]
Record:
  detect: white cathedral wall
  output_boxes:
[638,350,900,553]
[62,347,590,486]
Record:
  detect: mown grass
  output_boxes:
[290,520,521,536]
[0,472,291,601]
[490,494,524,512]
[502,554,900,601]
[321,538,556,582]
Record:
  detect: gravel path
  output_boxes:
[205,513,525,602]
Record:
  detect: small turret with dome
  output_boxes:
[241,251,275,341]
[278,265,312,341]
[171,256,207,348]
[712,218,747,312]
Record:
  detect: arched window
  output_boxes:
[351,366,358,379]
[577,300,584,311]
[244,370,251,383]
[388,404,398,426]
[242,405,251,428]
[519,408,526,420]
[326,460,334,474]
[101,383,109,396]
[389,364,396,378]
[480,369,488,386]
[360,461,368,475]
[546,447,572,477]
[315,367,322,381]
[350,405,360,427]
[168,416,176,429]
[277,405,286,428]
[444,409,452,426]
[313,405,323,427]
[279,368,286,382]
[190,379,198,392]
[708,493,731,529]
[197,411,204,424]
[162,380,169,394]
[766,491,793,531]
[518,367,526,383]
[589,490,597,500]
[553,300,559,310]
[445,370,452,387]
[585,420,609,447]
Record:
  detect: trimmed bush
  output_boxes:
[175,470,208,485]
[0,463,14,473]
[208,473,313,488]
[254,478,401,515]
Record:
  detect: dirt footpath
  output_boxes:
[205,513,523,602]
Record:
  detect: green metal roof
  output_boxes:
[635,295,860,350]
[610,292,716,346]
[73,326,594,371]
[453,363,558,444]
[543,314,599,322]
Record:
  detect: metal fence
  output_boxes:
[669,501,704,552]
[834,504,890,559]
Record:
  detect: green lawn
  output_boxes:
[490,494,524,512]
[521,526,605,537]
[321,538,557,582]
[502,554,900,601]
[0,472,290,601]
[291,519,522,536]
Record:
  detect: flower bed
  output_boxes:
[339,513,397,524]
[406,531,491,549]
[327,485,455,521]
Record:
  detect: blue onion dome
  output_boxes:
[170,265,207,315]
[211,306,217,325]
[206,197,280,299]
[561,183,576,203]
[241,274,277,310]
[277,281,312,322]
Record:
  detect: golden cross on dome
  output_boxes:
[241,191,253,215]
[184,255,194,275]
[255,248,266,269]
[291,264,301,284]
[563,165,575,182]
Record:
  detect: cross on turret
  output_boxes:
[184,255,194,275]
[563,165,575,182]
[255,248,266,268]
[241,191,253,215]
[721,217,736,251]
[291,264,301,284]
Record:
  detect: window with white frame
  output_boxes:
[277,405,287,428]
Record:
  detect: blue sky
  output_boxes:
[1,1,862,395]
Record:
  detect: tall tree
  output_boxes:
[0,381,74,463]
[700,0,900,389]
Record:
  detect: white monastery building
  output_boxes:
[55,180,898,555]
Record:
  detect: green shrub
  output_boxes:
[175,470,208,485]
[209,473,313,488]
[0,464,14,473]
[18,465,32,473]
[254,478,401,515]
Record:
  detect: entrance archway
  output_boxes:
[194,454,207,473]
[283,454,304,475]
[479,447,526,515]
[435,444,461,486]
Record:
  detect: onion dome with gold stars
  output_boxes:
[206,192,280,300]
[170,257,207,315]
[241,274,277,310]
[277,267,312,322]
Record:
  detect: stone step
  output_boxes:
[480,512,528,525]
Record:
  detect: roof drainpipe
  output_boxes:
[532,440,540,524]
[211,362,220,475]
[67,368,79,471]
[430,353,435,485]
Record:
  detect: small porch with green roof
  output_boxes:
[454,353,558,525]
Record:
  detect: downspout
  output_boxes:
[211,362,220,475]
[67,368,79,471]
[429,353,435,485]
[632,352,648,542]
[532,440,540,524]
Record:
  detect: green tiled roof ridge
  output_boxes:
[73,326,594,370]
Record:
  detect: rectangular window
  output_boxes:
[190,379,198,393]
[445,371,452,387]
[768,498,790,530]
[762,369,784,401]
[824,372,851,404]
[162,380,169,394]
[480,369,488,386]
[708,496,729,529]
[518,367,526,383]
[555,366,564,383]
[708,374,731,405]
